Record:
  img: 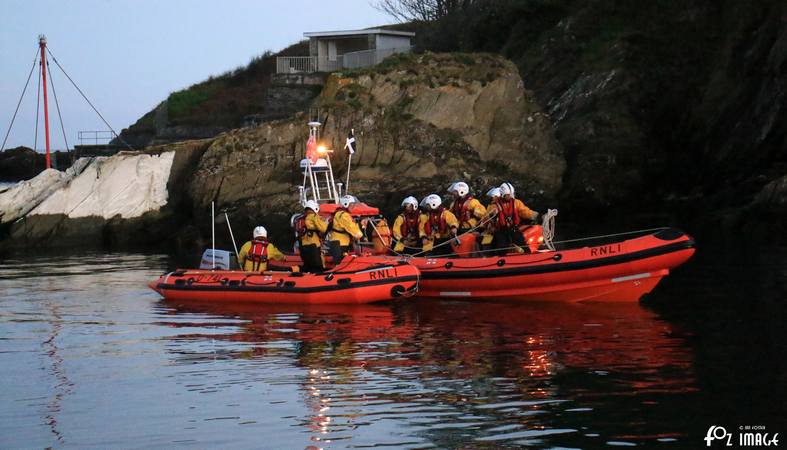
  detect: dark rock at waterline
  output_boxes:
[0,146,75,181]
[2,211,183,249]
[0,147,43,181]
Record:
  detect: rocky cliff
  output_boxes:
[409,0,786,235]
[0,53,561,252]
[3,0,785,252]
[187,53,562,241]
[0,140,208,250]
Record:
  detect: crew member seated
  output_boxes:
[392,196,421,254]
[448,181,487,233]
[490,182,540,255]
[481,187,501,251]
[238,226,287,272]
[419,194,459,256]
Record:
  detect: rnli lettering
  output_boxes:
[368,268,398,280]
[590,244,622,257]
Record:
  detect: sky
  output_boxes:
[0,0,392,150]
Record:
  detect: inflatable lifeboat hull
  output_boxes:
[149,259,419,304]
[404,228,695,302]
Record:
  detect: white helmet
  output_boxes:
[450,181,469,197]
[486,187,501,198]
[419,196,429,209]
[499,182,515,198]
[339,194,358,209]
[424,194,442,210]
[401,196,418,209]
[253,226,267,239]
[304,200,320,213]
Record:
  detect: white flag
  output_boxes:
[344,129,356,155]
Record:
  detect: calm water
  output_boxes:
[0,250,785,449]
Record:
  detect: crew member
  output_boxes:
[448,181,487,233]
[328,195,364,265]
[295,200,328,272]
[392,196,421,254]
[238,226,287,272]
[491,182,539,255]
[418,194,459,256]
[480,187,501,250]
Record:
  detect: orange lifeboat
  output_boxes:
[353,228,695,302]
[149,258,420,304]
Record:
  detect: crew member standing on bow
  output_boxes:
[418,194,459,256]
[296,200,328,272]
[448,182,487,233]
[238,226,287,272]
[328,195,364,265]
[392,196,421,254]
[492,182,540,255]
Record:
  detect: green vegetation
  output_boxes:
[340,51,508,90]
[125,41,309,131]
[167,84,217,120]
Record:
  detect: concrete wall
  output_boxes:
[376,35,411,50]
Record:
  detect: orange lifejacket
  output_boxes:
[496,198,520,229]
[450,195,475,225]
[399,211,419,239]
[424,207,448,236]
[249,238,269,271]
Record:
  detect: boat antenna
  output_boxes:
[211,201,216,269]
[224,211,240,265]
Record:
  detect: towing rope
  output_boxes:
[406,214,496,257]
[542,209,558,251]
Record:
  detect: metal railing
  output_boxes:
[78,130,117,145]
[276,56,317,74]
[276,47,412,73]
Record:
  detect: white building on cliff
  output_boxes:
[277,28,415,73]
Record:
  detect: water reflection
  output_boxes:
[158,299,696,448]
[7,248,773,448]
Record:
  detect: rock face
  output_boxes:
[30,152,174,219]
[187,53,563,240]
[495,0,787,229]
[5,53,560,250]
[0,147,75,181]
[400,0,785,235]
[1,139,209,250]
[0,160,89,224]
[0,147,42,181]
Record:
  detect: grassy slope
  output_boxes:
[125,40,310,132]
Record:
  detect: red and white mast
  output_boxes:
[39,35,51,169]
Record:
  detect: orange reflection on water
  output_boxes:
[159,299,696,445]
